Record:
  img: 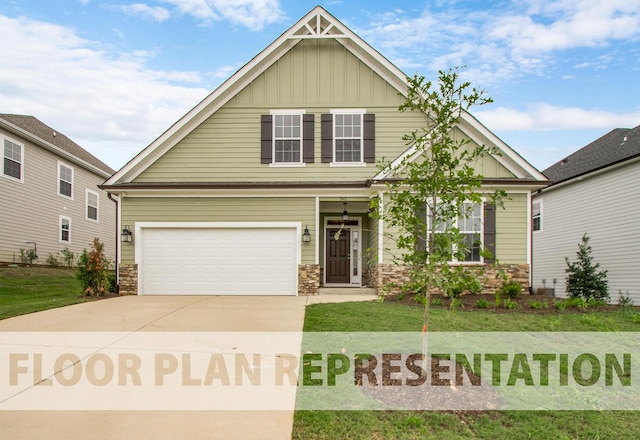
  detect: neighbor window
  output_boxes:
[58,162,73,199]
[333,112,363,163]
[428,202,483,263]
[273,113,302,163]
[3,137,23,182]
[532,201,541,231]
[60,216,71,243]
[86,189,99,221]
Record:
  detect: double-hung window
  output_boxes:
[58,162,73,199]
[333,110,363,163]
[60,216,71,243]
[273,111,303,164]
[428,202,483,263]
[532,200,541,232]
[86,189,99,222]
[3,137,23,182]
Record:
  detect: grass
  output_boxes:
[0,266,87,320]
[293,301,640,439]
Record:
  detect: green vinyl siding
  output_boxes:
[121,197,316,265]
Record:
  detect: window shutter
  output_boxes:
[260,115,272,164]
[483,203,496,264]
[303,114,314,163]
[321,113,333,163]
[363,113,375,163]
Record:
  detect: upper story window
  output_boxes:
[532,200,542,232]
[322,110,375,165]
[86,189,99,222]
[334,112,363,163]
[2,137,24,182]
[273,113,302,164]
[261,111,313,166]
[58,161,73,199]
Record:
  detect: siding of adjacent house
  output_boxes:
[0,128,115,264]
[532,159,640,299]
[120,197,316,265]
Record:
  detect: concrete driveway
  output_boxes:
[0,294,374,440]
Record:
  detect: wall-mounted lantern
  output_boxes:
[302,225,311,244]
[121,225,133,243]
[342,200,348,221]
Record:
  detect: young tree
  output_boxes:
[372,68,505,351]
[565,233,609,302]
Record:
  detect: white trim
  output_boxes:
[269,163,306,168]
[57,161,74,200]
[270,109,307,115]
[331,110,365,165]
[271,110,305,165]
[532,197,542,233]
[330,108,366,114]
[1,135,24,184]
[378,194,384,264]
[323,216,362,287]
[85,188,100,222]
[59,215,71,244]
[135,221,301,296]
[315,196,320,265]
[527,191,533,287]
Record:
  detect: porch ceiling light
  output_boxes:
[302,225,311,244]
[121,225,133,243]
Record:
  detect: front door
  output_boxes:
[326,228,350,284]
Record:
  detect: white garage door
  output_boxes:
[139,226,298,295]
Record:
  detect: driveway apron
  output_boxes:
[0,295,337,440]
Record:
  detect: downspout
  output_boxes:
[529,189,542,295]
[107,192,119,293]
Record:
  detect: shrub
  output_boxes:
[61,247,75,267]
[450,298,463,310]
[502,298,519,309]
[528,300,548,310]
[19,248,37,264]
[618,291,634,309]
[565,233,609,302]
[476,299,489,309]
[431,298,443,307]
[46,253,60,267]
[499,280,522,299]
[76,238,111,296]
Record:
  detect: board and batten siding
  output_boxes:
[120,197,316,265]
[532,160,640,300]
[0,128,115,264]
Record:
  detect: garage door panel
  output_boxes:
[140,227,297,295]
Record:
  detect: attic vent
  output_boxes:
[291,12,347,39]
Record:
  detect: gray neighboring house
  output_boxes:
[0,114,115,265]
[532,125,640,300]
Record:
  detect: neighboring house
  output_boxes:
[532,125,640,300]
[0,114,116,266]
[102,6,547,296]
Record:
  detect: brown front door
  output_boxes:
[326,228,350,284]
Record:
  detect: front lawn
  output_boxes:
[0,266,88,320]
[293,301,640,439]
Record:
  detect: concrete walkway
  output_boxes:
[0,294,375,440]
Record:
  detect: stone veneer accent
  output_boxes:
[367,263,529,296]
[118,264,138,296]
[298,264,320,295]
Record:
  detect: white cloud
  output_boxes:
[0,15,209,169]
[160,0,284,30]
[475,104,640,131]
[120,4,171,22]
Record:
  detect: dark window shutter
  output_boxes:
[260,115,272,164]
[303,114,314,163]
[321,113,333,163]
[484,203,496,264]
[363,113,375,163]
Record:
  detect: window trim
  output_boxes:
[269,109,306,167]
[57,161,74,200]
[60,215,71,243]
[426,200,485,264]
[86,189,99,222]
[532,199,542,232]
[330,109,366,165]
[2,135,25,183]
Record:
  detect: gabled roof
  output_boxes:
[0,114,114,178]
[543,124,640,185]
[105,5,546,186]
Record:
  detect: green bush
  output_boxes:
[528,300,548,310]
[565,233,609,302]
[75,238,111,296]
[61,247,75,267]
[46,253,60,267]
[499,280,522,299]
[476,299,489,309]
[502,298,519,309]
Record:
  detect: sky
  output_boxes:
[1,0,639,173]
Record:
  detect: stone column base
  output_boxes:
[118,264,138,296]
[298,264,320,295]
